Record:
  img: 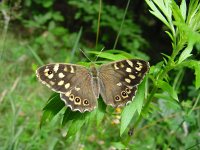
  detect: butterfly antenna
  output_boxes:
[94,47,105,62]
[79,48,94,63]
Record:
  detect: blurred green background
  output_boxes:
[0,0,200,149]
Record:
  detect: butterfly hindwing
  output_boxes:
[60,74,98,113]
[98,59,149,107]
[36,63,98,112]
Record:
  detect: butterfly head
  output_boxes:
[89,63,99,77]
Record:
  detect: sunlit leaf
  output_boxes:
[88,51,127,60]
[180,0,187,21]
[194,62,200,89]
[96,98,106,125]
[157,80,179,101]
[66,114,86,139]
[120,80,146,136]
[40,93,65,127]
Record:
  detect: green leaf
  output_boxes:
[165,31,174,41]
[40,93,65,127]
[157,80,179,101]
[52,12,64,21]
[62,109,87,126]
[120,79,146,136]
[145,0,171,29]
[171,1,185,23]
[88,51,127,61]
[111,142,127,149]
[42,0,54,8]
[135,79,146,114]
[180,0,187,21]
[66,114,86,139]
[106,49,133,59]
[96,98,106,125]
[194,62,200,89]
[70,27,82,63]
[177,60,200,89]
[178,40,194,64]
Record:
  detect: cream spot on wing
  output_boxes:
[114,63,119,70]
[58,72,65,78]
[74,97,81,105]
[135,66,142,71]
[44,68,50,76]
[44,73,49,76]
[69,94,74,101]
[125,88,131,94]
[125,78,131,83]
[58,80,64,86]
[135,61,143,71]
[126,68,132,72]
[126,60,133,67]
[48,74,54,79]
[44,68,49,73]
[117,82,122,86]
[137,61,142,66]
[75,86,80,91]
[115,95,121,101]
[70,66,75,73]
[129,75,136,79]
[65,83,70,89]
[83,99,89,106]
[65,90,71,97]
[120,63,124,68]
[64,67,67,72]
[127,86,133,89]
[53,64,59,73]
[49,81,55,85]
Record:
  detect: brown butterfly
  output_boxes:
[36,59,150,113]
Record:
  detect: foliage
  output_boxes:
[0,0,200,149]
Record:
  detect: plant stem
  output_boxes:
[113,0,130,49]
[95,0,102,48]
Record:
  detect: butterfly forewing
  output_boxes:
[36,64,88,93]
[60,73,97,112]
[36,63,98,112]
[98,59,149,107]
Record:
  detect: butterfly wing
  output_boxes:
[98,59,149,107]
[36,64,97,112]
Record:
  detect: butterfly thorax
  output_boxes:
[89,64,100,98]
[90,64,99,78]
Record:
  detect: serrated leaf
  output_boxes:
[40,93,65,127]
[165,31,174,41]
[157,80,179,101]
[120,80,146,136]
[171,1,185,22]
[145,0,171,29]
[180,0,187,21]
[178,41,193,64]
[179,60,200,89]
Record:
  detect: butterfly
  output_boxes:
[36,59,150,113]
